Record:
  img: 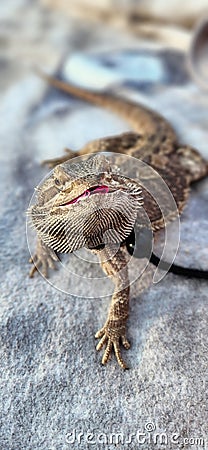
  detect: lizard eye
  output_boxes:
[54,178,61,186]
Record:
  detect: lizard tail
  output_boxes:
[35,68,175,137]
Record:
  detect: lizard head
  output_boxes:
[29,154,143,253]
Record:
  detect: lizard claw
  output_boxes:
[95,323,130,369]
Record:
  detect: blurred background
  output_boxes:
[1,0,208,89]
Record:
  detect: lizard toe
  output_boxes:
[102,340,113,365]
[121,334,131,349]
[96,334,108,351]
[113,340,128,369]
[95,326,105,339]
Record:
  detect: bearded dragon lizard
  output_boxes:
[28,72,208,369]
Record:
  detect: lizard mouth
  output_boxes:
[60,185,110,206]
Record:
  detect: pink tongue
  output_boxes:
[70,185,109,204]
[91,185,109,194]
[71,190,90,204]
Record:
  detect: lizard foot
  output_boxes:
[29,242,59,278]
[42,148,77,168]
[95,323,130,369]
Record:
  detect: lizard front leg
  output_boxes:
[29,238,59,278]
[42,148,76,168]
[92,244,131,369]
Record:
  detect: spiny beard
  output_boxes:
[31,189,143,253]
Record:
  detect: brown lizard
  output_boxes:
[28,72,208,369]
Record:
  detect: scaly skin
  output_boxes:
[29,72,208,368]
